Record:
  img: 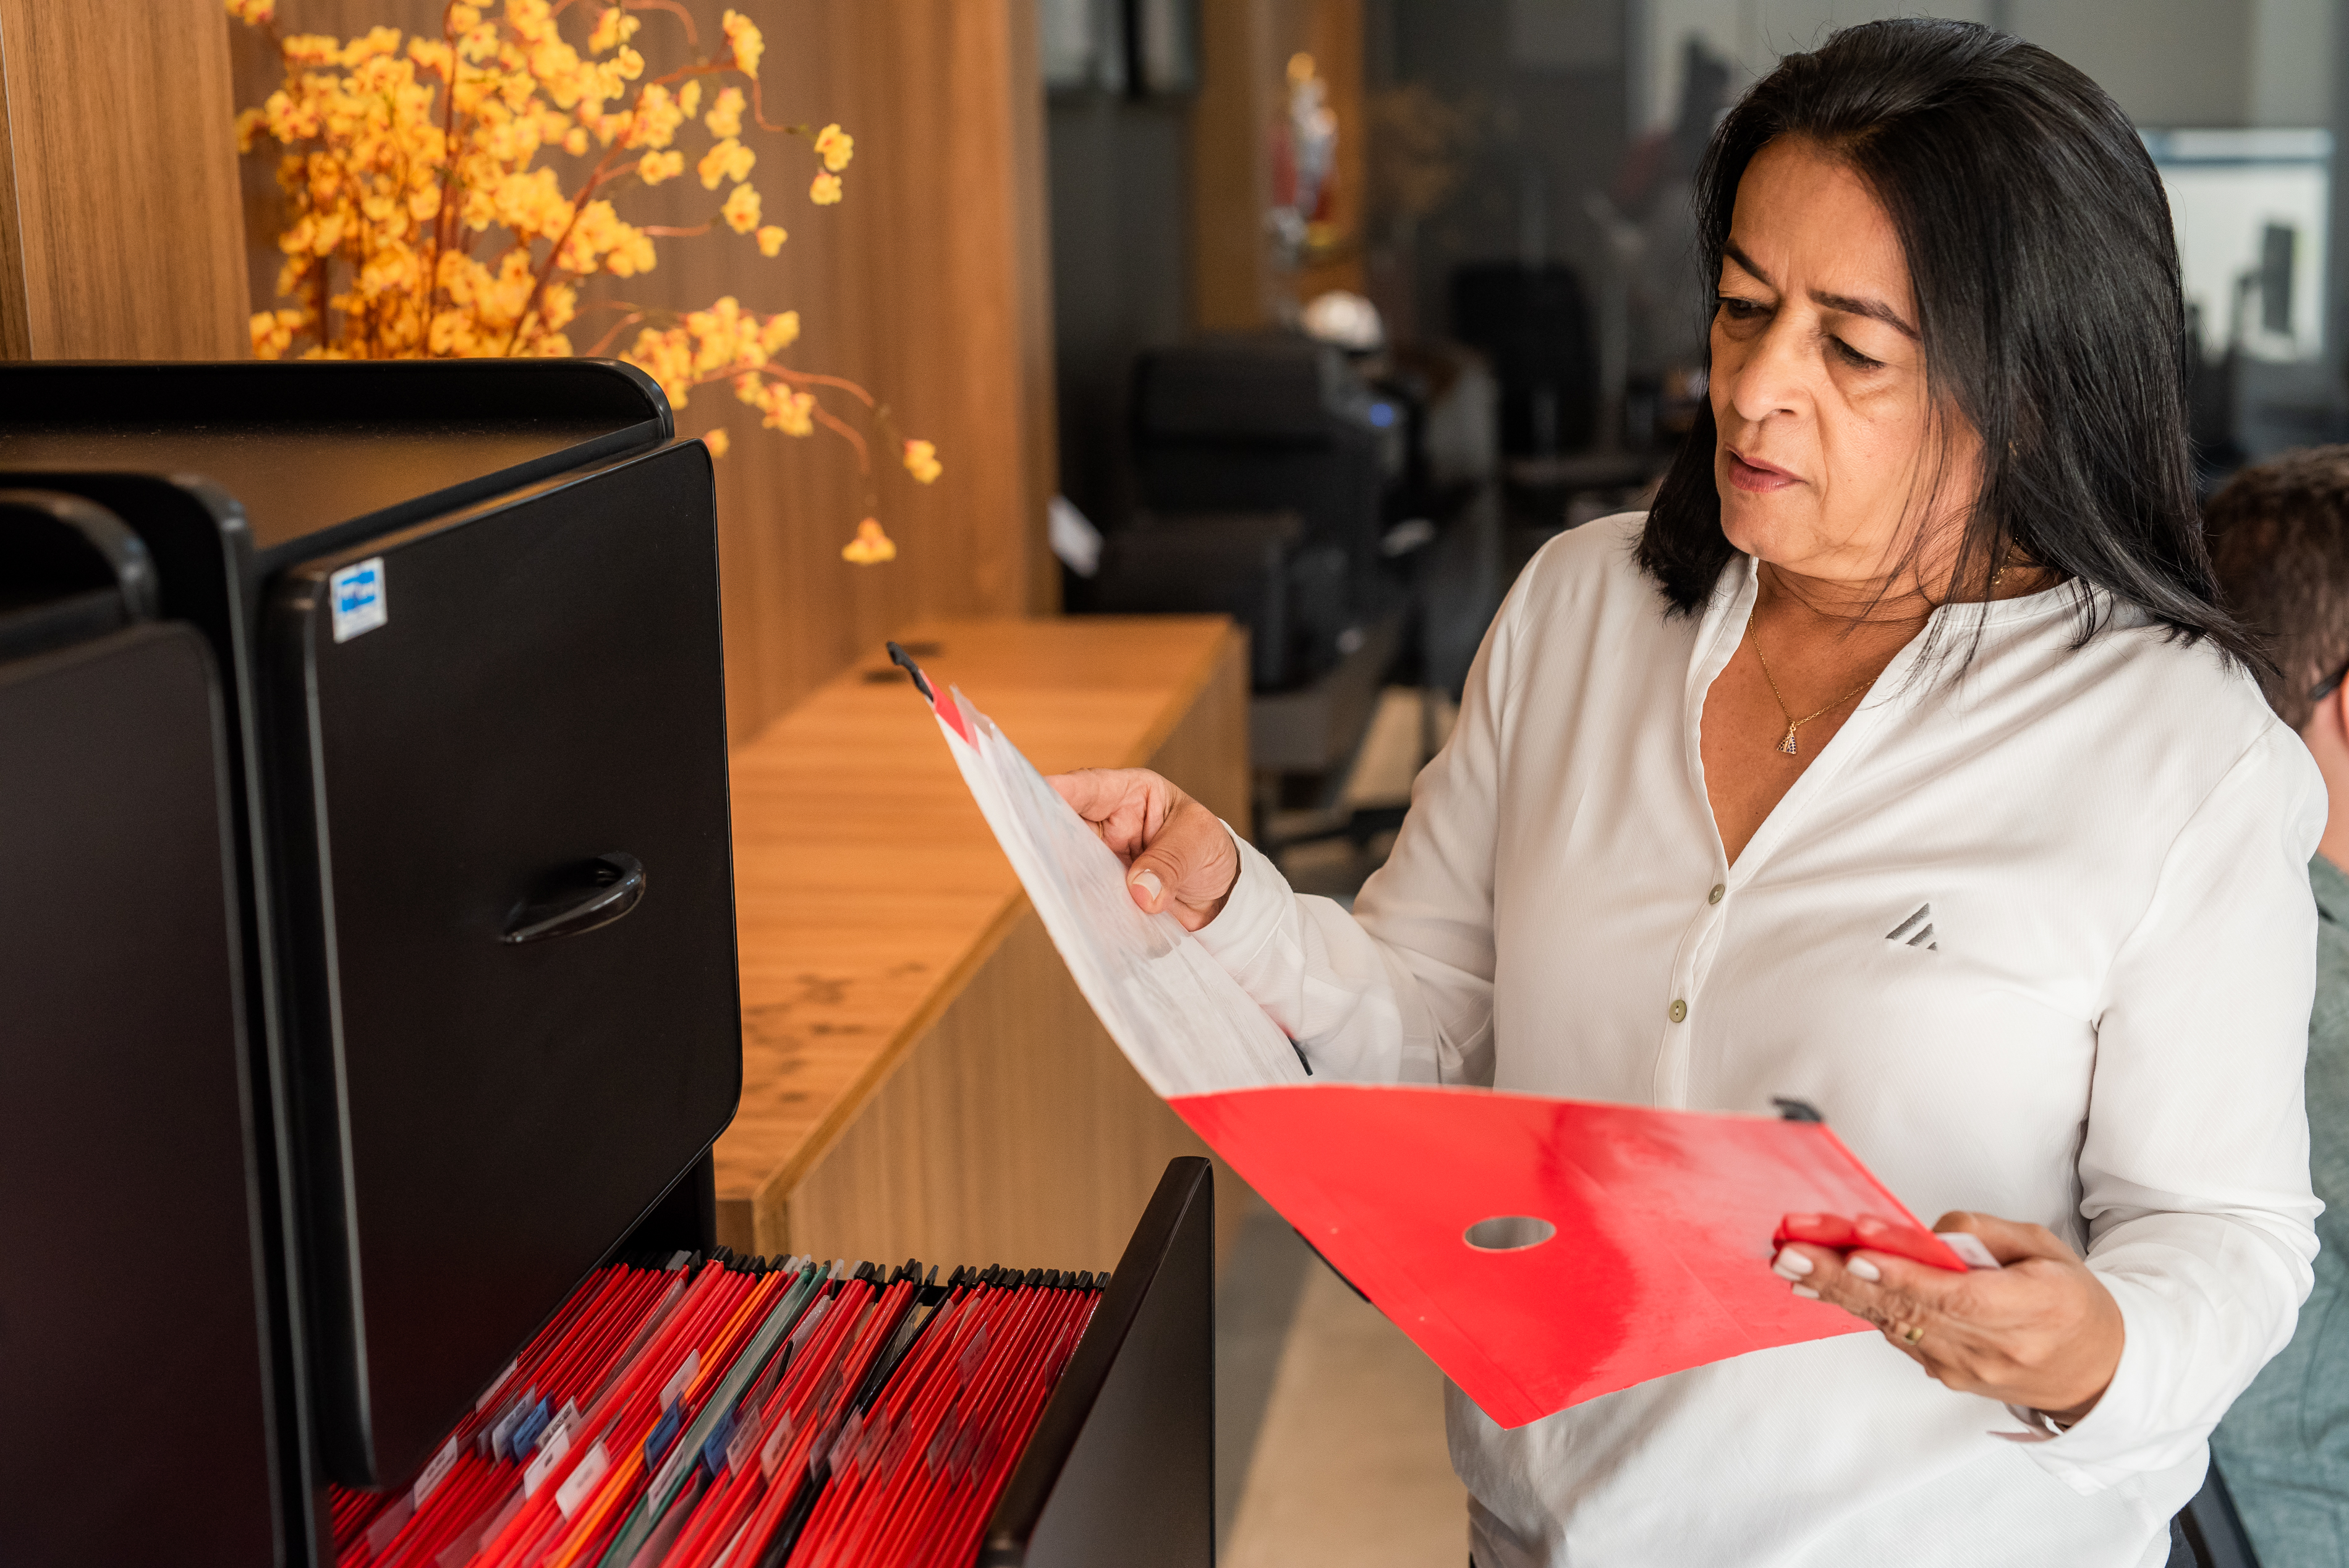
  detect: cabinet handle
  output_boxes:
[501,852,645,944]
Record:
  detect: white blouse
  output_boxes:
[1195,514,2325,1568]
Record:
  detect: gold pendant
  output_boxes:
[1778,724,1800,756]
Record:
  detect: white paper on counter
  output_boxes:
[929,685,1307,1097]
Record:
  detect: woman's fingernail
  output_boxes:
[1847,1257,1882,1283]
[1791,1284,1820,1299]
[1131,870,1163,905]
[1771,1248,1814,1279]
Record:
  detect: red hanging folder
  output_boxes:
[1168,1083,1953,1430]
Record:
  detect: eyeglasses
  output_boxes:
[2313,656,2349,705]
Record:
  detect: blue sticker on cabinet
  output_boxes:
[330,556,389,643]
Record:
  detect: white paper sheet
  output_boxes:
[930,685,1308,1097]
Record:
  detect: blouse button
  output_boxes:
[1707,884,1725,905]
[1668,999,1688,1023]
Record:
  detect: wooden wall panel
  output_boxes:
[1003,0,1064,617]
[1190,0,1279,329]
[0,0,248,359]
[229,2,1058,741]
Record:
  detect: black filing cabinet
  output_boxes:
[0,492,283,1567]
[0,361,739,1559]
[0,362,1213,1568]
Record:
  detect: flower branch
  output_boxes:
[230,0,933,561]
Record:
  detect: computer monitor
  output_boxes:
[2144,127,2331,364]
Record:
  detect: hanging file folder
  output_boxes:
[1175,1082,1955,1426]
[328,1255,1102,1568]
[894,646,1969,1428]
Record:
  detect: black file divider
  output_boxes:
[619,1147,724,1258]
[984,1156,1217,1568]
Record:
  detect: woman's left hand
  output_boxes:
[1771,1213,2125,1423]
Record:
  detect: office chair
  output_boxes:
[2178,1459,2260,1568]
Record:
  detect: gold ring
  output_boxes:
[1901,1324,1925,1346]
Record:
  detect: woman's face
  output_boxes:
[1709,137,1977,587]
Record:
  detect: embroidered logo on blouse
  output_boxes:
[1886,904,1939,952]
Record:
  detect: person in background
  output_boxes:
[2207,447,2349,1565]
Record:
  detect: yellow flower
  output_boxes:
[842,517,897,565]
[704,428,730,459]
[488,166,571,238]
[249,307,305,358]
[679,81,702,118]
[703,86,744,140]
[538,281,578,333]
[762,387,815,435]
[760,310,801,353]
[810,124,857,176]
[721,184,762,234]
[722,10,765,78]
[226,0,275,25]
[454,22,499,65]
[586,4,639,54]
[506,0,555,42]
[813,123,854,173]
[755,224,788,257]
[282,33,341,67]
[902,439,943,485]
[564,127,590,156]
[809,171,843,205]
[341,25,402,66]
[610,229,656,276]
[637,149,684,185]
[625,325,695,405]
[621,81,684,150]
[697,135,755,190]
[448,3,482,28]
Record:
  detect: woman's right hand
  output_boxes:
[1048,768,1239,932]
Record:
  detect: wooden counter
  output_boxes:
[716,616,1251,1270]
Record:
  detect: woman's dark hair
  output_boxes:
[1639,17,2258,667]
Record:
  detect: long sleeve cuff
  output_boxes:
[2000,1267,2243,1494]
[2007,1279,2168,1493]
[1194,821,1288,973]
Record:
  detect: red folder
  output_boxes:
[1170,1083,1947,1429]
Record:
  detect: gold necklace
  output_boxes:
[1746,602,1879,756]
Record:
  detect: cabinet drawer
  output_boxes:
[268,442,740,1486]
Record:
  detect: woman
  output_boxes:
[1054,19,2322,1568]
